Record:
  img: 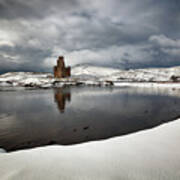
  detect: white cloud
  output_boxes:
[149,34,180,58]
[43,44,152,69]
[0,40,14,47]
[0,30,16,47]
[161,48,180,57]
[149,35,180,48]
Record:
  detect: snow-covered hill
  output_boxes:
[0,65,180,89]
[72,64,119,78]
[72,65,180,82]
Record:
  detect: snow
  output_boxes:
[72,65,119,77]
[0,65,180,89]
[0,148,6,153]
[0,119,180,180]
[113,82,180,88]
[73,65,180,82]
[103,66,180,82]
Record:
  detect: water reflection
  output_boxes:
[0,87,180,152]
[54,88,71,113]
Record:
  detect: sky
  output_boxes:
[0,0,180,73]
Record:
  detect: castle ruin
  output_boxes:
[54,56,71,78]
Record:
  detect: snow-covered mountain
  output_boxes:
[0,65,180,88]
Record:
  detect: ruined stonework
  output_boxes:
[54,56,71,78]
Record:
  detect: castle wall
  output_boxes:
[65,67,71,77]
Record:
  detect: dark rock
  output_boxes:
[170,75,180,82]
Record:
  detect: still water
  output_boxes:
[0,86,180,152]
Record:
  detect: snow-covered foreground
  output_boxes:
[0,119,180,180]
[0,65,180,89]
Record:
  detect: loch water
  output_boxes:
[0,86,180,152]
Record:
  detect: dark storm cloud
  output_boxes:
[0,44,52,72]
[0,0,180,73]
[0,0,79,19]
[0,0,40,19]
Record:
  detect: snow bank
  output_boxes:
[0,119,180,180]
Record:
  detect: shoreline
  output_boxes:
[1,81,180,90]
[113,82,180,88]
[0,71,180,89]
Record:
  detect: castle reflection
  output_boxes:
[54,88,71,113]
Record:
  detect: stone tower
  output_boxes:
[54,56,71,78]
